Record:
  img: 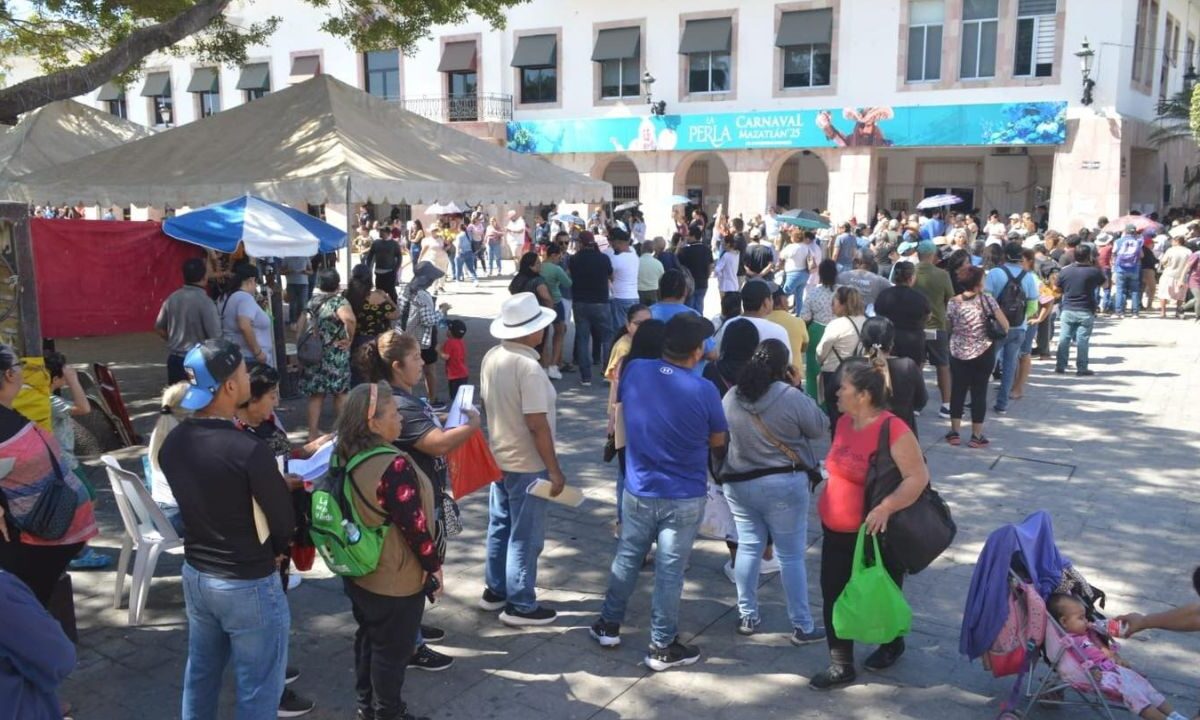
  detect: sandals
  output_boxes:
[944,431,961,446]
[968,434,990,448]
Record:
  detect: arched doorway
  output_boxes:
[673,152,729,217]
[601,156,640,215]
[771,151,829,212]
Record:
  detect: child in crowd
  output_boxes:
[441,319,469,400]
[1048,594,1187,720]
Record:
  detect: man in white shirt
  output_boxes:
[607,228,641,340]
[713,280,792,363]
[505,210,527,274]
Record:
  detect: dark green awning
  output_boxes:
[140,71,171,97]
[236,63,271,91]
[592,27,641,62]
[438,41,477,73]
[186,67,219,94]
[776,9,833,48]
[96,82,124,101]
[511,34,557,68]
[679,18,732,54]
[289,55,321,84]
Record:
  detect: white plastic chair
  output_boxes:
[101,455,184,625]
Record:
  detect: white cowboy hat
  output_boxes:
[490,292,556,340]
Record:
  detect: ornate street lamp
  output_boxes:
[1075,37,1095,106]
[642,71,666,116]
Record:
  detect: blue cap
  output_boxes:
[180,339,244,410]
[898,240,919,255]
[916,239,937,255]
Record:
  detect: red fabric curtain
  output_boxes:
[31,218,204,338]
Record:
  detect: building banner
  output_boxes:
[506,101,1066,155]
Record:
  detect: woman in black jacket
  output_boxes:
[860,317,927,437]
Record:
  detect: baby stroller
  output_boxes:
[960,511,1124,719]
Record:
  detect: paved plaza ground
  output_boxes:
[53,276,1200,719]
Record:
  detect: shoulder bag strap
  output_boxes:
[34,428,66,485]
[747,411,809,470]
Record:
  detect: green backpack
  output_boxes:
[310,446,398,577]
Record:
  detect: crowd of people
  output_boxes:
[5,195,1200,720]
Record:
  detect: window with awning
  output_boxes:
[593,27,641,99]
[680,18,732,94]
[778,9,832,89]
[289,55,321,84]
[96,82,124,102]
[186,67,219,94]
[439,41,478,73]
[511,34,557,68]
[140,72,171,97]
[236,63,271,92]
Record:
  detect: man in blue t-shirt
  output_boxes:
[590,313,728,672]
[649,269,716,373]
[985,242,1041,413]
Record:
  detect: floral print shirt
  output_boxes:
[377,455,440,574]
[947,293,1001,361]
[801,284,837,325]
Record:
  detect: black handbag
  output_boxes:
[14,431,79,541]
[979,294,1007,341]
[863,418,956,574]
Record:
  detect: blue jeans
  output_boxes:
[487,244,503,274]
[285,282,310,324]
[1056,309,1095,373]
[600,492,706,648]
[724,472,816,632]
[610,298,638,343]
[573,302,612,383]
[994,326,1026,411]
[687,288,706,315]
[485,471,549,613]
[409,246,421,273]
[180,563,289,720]
[454,251,478,281]
[1113,270,1141,315]
[783,271,809,316]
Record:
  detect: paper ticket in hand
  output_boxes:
[527,479,584,507]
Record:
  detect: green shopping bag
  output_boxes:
[832,525,912,644]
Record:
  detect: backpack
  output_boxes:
[296,295,336,367]
[831,318,867,369]
[309,446,398,577]
[997,268,1029,327]
[1114,235,1142,272]
[982,581,1047,677]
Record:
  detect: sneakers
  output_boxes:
[944,430,961,447]
[559,363,577,373]
[737,615,761,636]
[1076,369,1095,376]
[408,644,454,672]
[968,434,990,449]
[644,638,701,672]
[993,405,1008,415]
[790,626,827,646]
[580,379,593,387]
[547,366,563,380]
[589,619,622,647]
[277,687,315,717]
[759,556,781,575]
[479,588,507,611]
[937,404,951,419]
[420,624,445,643]
[69,547,112,570]
[722,560,737,584]
[809,664,857,690]
[864,640,905,671]
[285,666,300,685]
[499,605,557,627]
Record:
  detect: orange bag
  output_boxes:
[447,429,502,499]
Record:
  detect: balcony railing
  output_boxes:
[400,93,512,123]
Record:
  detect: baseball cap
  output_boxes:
[1124,223,1137,233]
[663,313,714,359]
[741,279,772,309]
[916,239,937,255]
[1003,241,1024,261]
[181,339,244,411]
[898,240,919,255]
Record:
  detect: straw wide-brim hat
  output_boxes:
[490,292,557,340]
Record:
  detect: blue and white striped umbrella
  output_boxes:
[916,194,963,210]
[163,194,346,257]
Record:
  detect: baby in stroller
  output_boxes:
[1048,594,1188,720]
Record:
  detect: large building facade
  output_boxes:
[6,0,1199,233]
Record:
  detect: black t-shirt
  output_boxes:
[743,243,775,276]
[160,418,295,579]
[1057,264,1105,313]
[1140,242,1158,270]
[874,286,931,332]
[569,248,613,303]
[368,238,402,273]
[390,387,447,498]
[885,356,927,439]
[678,242,715,289]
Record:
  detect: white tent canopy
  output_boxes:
[0,99,153,183]
[1,75,611,207]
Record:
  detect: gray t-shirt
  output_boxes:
[721,382,826,477]
[155,284,221,355]
[837,269,893,307]
[220,290,274,365]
